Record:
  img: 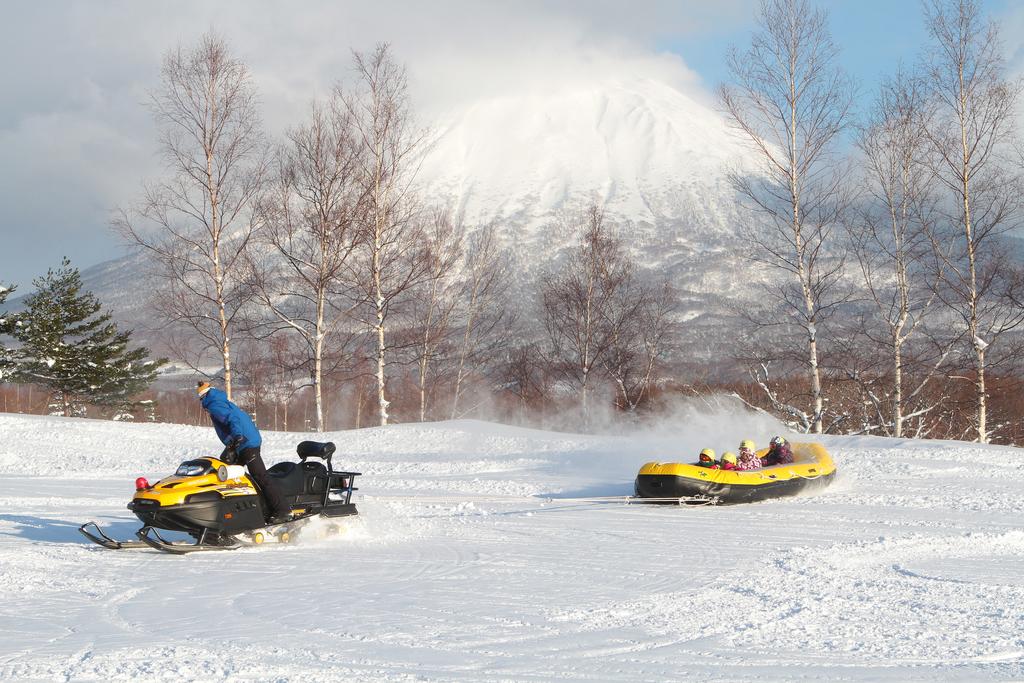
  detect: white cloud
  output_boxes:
[0,1,749,288]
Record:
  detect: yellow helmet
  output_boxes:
[722,452,738,464]
[739,439,755,451]
[699,448,716,461]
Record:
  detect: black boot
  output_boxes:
[268,509,292,525]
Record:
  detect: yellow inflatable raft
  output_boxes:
[634,442,836,504]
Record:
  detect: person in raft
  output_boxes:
[737,440,761,471]
[762,435,794,466]
[196,380,291,523]
[719,452,740,471]
[696,448,719,468]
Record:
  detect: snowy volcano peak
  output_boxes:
[418,75,752,233]
[70,77,760,341]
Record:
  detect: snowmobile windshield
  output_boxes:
[174,460,214,477]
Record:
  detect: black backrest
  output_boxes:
[296,441,336,460]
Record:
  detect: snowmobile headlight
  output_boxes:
[174,463,206,477]
[217,464,247,482]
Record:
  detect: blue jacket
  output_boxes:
[200,387,262,451]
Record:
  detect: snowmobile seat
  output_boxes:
[267,460,328,498]
[297,441,336,460]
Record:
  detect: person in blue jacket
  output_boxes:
[197,380,290,523]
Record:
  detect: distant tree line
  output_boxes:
[6,0,1021,445]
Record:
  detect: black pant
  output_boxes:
[239,446,288,517]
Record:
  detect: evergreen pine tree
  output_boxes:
[14,258,166,417]
[0,283,16,380]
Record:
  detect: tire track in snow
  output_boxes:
[552,530,1024,666]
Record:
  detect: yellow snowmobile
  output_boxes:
[80,441,359,554]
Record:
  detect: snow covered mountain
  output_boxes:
[417,77,756,286]
[421,77,750,237]
[75,76,761,346]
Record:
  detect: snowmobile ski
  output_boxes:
[135,526,242,554]
[136,516,312,554]
[78,521,150,549]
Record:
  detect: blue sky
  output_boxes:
[665,2,929,91]
[668,1,1018,97]
[0,0,1020,292]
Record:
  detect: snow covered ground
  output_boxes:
[1,408,1023,681]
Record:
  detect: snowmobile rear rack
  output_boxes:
[295,441,361,514]
[322,470,360,510]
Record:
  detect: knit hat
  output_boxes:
[196,381,212,397]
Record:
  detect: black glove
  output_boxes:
[220,435,244,465]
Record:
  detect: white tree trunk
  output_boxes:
[314,341,324,433]
[962,122,985,443]
[976,347,986,443]
[374,258,389,427]
[808,322,823,434]
[893,338,904,439]
[371,135,390,427]
[212,243,233,401]
[418,277,439,422]
[449,283,480,419]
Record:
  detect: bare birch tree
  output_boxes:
[410,208,463,421]
[344,43,429,426]
[115,32,265,399]
[248,97,363,431]
[540,206,632,421]
[603,278,678,413]
[827,310,958,437]
[501,343,550,423]
[849,71,954,437]
[263,332,306,431]
[719,0,854,433]
[449,224,512,419]
[921,0,1024,443]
